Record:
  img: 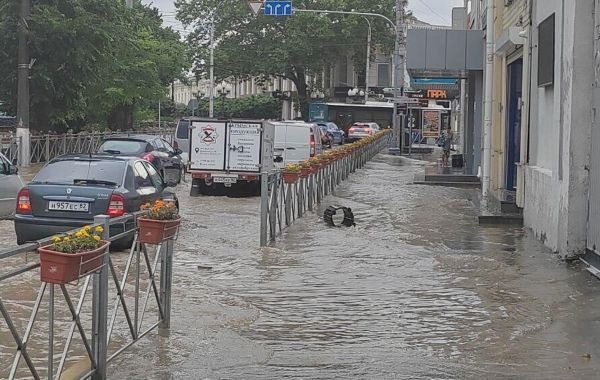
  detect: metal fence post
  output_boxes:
[45,134,50,162]
[92,215,110,380]
[159,239,173,330]
[260,172,269,247]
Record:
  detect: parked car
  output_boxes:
[272,121,324,168]
[317,122,345,145]
[14,155,178,246]
[0,152,24,219]
[319,125,333,149]
[97,135,184,184]
[347,122,381,141]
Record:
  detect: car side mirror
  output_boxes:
[11,158,17,166]
[9,165,18,175]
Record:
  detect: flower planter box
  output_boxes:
[299,168,310,178]
[138,217,182,245]
[283,171,300,184]
[38,241,110,284]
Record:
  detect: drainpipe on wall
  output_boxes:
[482,0,495,197]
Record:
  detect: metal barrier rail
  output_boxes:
[0,136,21,164]
[261,131,391,246]
[0,212,174,380]
[29,128,175,164]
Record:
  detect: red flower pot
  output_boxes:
[38,241,110,284]
[283,171,299,184]
[300,168,310,178]
[138,217,182,245]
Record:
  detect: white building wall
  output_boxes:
[524,0,593,257]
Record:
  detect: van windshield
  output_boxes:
[176,120,190,139]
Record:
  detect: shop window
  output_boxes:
[538,13,555,87]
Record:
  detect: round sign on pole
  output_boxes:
[188,99,199,111]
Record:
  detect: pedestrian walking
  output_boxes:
[440,127,453,167]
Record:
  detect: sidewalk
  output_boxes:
[108,153,600,380]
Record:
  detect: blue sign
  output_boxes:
[264,0,293,16]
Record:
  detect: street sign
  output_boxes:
[247,1,263,16]
[187,99,199,111]
[390,97,420,104]
[264,0,293,16]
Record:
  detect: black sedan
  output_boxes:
[97,135,184,184]
[14,155,178,246]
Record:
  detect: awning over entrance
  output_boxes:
[406,29,484,79]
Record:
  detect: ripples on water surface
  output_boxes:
[3,155,600,379]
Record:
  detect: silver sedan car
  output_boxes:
[0,152,24,219]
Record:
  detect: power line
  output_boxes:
[414,0,451,24]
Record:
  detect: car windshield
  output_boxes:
[98,140,147,155]
[176,120,190,139]
[33,160,126,186]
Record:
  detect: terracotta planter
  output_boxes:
[138,217,182,245]
[299,167,310,178]
[283,171,300,184]
[38,241,110,284]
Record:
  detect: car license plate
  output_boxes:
[48,201,89,212]
[213,176,237,184]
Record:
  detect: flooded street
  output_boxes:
[2,155,600,379]
[106,154,600,379]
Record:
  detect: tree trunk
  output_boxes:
[108,103,134,131]
[289,68,310,120]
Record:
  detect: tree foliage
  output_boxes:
[191,94,281,120]
[0,0,189,131]
[175,0,395,118]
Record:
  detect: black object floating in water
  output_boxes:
[324,205,355,227]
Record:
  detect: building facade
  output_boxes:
[477,0,598,259]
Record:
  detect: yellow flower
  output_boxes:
[52,236,62,243]
[95,226,104,233]
[84,225,92,232]
[93,235,101,241]
[75,231,83,238]
[63,237,70,242]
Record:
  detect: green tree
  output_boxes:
[175,0,394,118]
[0,0,189,131]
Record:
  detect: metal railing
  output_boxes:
[260,131,391,245]
[0,213,174,380]
[28,128,175,164]
[1,128,174,166]
[1,135,21,164]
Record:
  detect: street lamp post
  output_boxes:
[209,15,215,118]
[363,17,372,103]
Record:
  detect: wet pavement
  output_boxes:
[3,154,600,379]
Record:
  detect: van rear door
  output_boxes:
[284,124,310,163]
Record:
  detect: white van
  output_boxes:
[272,121,323,168]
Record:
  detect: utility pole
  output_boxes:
[363,17,372,103]
[392,0,407,153]
[16,0,31,167]
[209,18,215,118]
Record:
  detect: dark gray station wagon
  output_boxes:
[14,155,177,245]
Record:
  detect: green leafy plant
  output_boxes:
[140,200,179,220]
[51,226,105,254]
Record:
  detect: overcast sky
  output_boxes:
[145,0,464,31]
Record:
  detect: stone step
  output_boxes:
[478,214,524,226]
[424,174,480,183]
[413,180,481,188]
